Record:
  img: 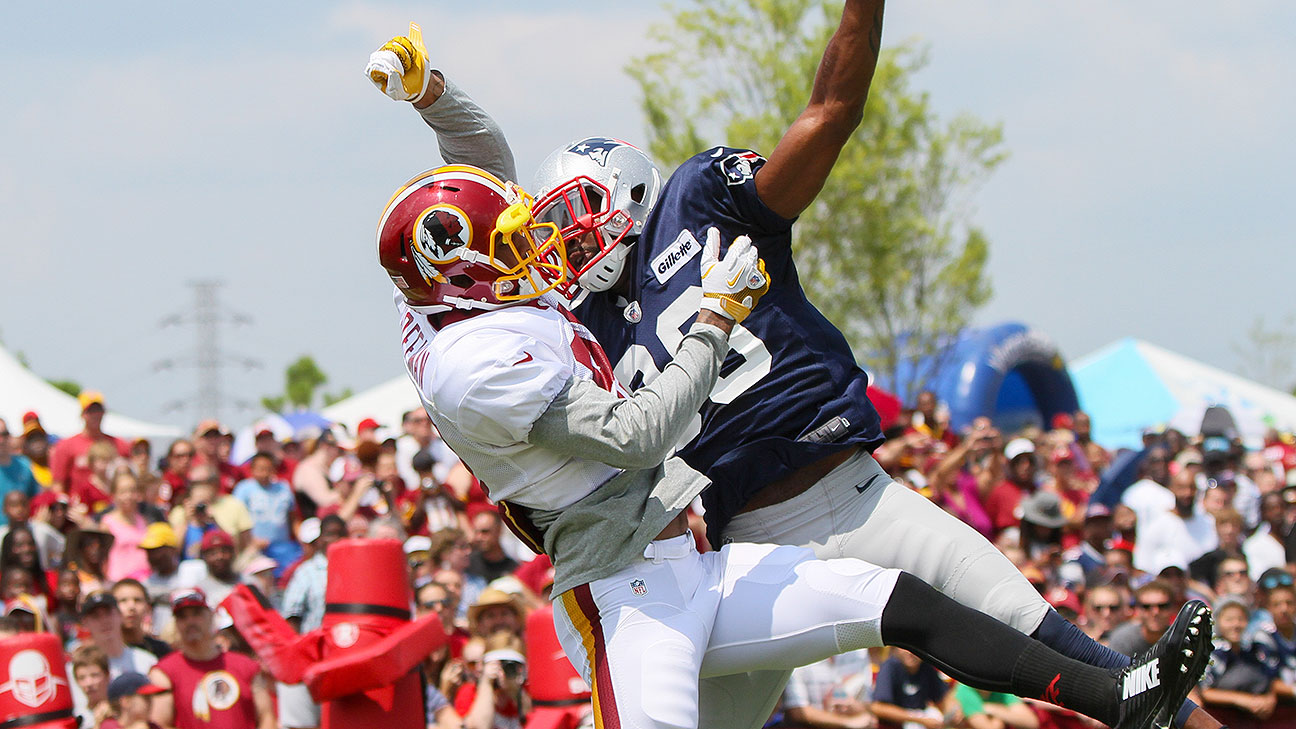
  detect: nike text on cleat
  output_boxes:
[1113,600,1212,729]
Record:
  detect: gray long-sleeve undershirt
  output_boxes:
[417,75,516,182]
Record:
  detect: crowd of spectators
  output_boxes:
[3,387,1296,728]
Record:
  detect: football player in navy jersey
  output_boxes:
[366,4,1221,727]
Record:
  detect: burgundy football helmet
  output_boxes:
[377,165,566,315]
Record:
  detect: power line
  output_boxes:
[153,280,261,422]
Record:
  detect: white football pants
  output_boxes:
[553,533,900,729]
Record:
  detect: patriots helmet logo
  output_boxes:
[567,137,624,167]
[721,151,764,185]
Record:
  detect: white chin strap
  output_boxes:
[577,240,633,293]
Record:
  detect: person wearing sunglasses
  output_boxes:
[1108,580,1180,659]
[1081,585,1130,645]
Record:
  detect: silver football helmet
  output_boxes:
[532,137,662,296]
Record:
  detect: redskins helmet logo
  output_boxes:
[415,205,472,264]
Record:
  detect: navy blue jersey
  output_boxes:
[573,146,885,545]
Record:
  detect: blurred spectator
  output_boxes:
[1043,446,1094,531]
[159,439,196,507]
[1080,584,1128,644]
[102,671,167,729]
[232,452,301,576]
[19,414,53,488]
[65,526,114,595]
[928,417,1001,538]
[140,523,182,630]
[292,431,343,517]
[0,418,39,525]
[1200,597,1281,721]
[177,530,239,607]
[100,471,155,582]
[985,438,1039,536]
[432,528,485,617]
[149,587,275,729]
[50,391,130,503]
[404,449,470,536]
[1072,411,1110,476]
[1211,556,1254,606]
[1018,491,1066,567]
[467,588,523,640]
[397,409,457,491]
[111,579,169,659]
[951,682,1038,729]
[0,491,65,567]
[1190,509,1247,586]
[468,509,517,584]
[1249,577,1296,689]
[276,514,343,729]
[1107,579,1178,657]
[52,568,81,645]
[0,522,52,605]
[192,420,244,493]
[906,391,958,451]
[781,649,876,729]
[1134,469,1217,575]
[75,590,157,677]
[1120,447,1172,530]
[128,439,153,479]
[1059,504,1112,586]
[870,647,956,729]
[454,630,528,729]
[282,515,345,634]
[405,535,435,584]
[71,643,111,728]
[417,579,469,659]
[1243,492,1289,580]
[168,475,251,560]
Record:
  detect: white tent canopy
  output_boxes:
[1071,338,1296,450]
[0,345,181,440]
[321,374,421,435]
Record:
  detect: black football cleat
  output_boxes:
[1113,599,1212,729]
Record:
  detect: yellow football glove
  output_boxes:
[365,23,432,102]
[699,227,770,323]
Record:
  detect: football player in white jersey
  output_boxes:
[374,164,1208,729]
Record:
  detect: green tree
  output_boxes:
[262,355,349,412]
[47,379,82,398]
[630,0,1004,403]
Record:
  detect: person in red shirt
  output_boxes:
[984,438,1040,536]
[904,390,961,452]
[453,631,527,729]
[191,421,245,494]
[50,391,129,501]
[149,587,274,729]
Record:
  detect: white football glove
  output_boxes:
[365,23,432,102]
[699,227,770,323]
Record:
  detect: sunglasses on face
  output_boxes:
[1090,603,1122,613]
[1138,601,1172,612]
[1221,569,1249,578]
[420,599,449,610]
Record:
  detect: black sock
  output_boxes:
[1033,608,1201,727]
[881,573,1117,724]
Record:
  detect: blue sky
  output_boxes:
[2,1,1293,427]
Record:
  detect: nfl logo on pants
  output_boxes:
[630,579,647,597]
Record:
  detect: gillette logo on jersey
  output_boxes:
[652,229,701,284]
[566,137,625,167]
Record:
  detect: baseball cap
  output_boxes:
[1004,438,1035,461]
[357,417,382,433]
[196,419,227,437]
[20,412,45,437]
[403,535,432,556]
[1050,413,1075,431]
[1045,586,1082,615]
[108,672,168,700]
[78,390,105,412]
[199,529,234,552]
[297,518,321,545]
[140,522,180,550]
[242,554,278,578]
[4,596,40,618]
[170,587,209,611]
[80,590,118,618]
[1174,449,1204,468]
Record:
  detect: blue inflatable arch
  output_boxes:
[927,322,1080,433]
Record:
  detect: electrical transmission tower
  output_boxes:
[154,280,260,421]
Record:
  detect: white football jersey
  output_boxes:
[395,290,622,512]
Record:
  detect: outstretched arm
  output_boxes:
[755,0,885,219]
